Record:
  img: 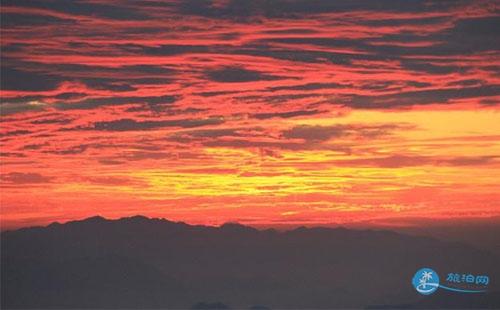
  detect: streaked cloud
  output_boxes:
[1,0,499,228]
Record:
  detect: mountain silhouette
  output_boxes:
[2,216,499,309]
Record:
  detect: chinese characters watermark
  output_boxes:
[412,268,490,295]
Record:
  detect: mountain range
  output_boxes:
[2,215,499,309]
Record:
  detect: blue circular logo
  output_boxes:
[412,268,440,295]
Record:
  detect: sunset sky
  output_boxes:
[1,0,499,229]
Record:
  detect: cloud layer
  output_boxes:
[1,0,499,228]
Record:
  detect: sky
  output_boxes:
[1,0,499,229]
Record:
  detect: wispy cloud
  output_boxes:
[1,0,499,228]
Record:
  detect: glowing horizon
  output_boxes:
[1,0,499,229]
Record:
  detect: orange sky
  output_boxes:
[1,0,499,229]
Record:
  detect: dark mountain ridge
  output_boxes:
[2,215,499,309]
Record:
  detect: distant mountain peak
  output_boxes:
[119,215,150,222]
[63,215,172,227]
[80,215,107,223]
